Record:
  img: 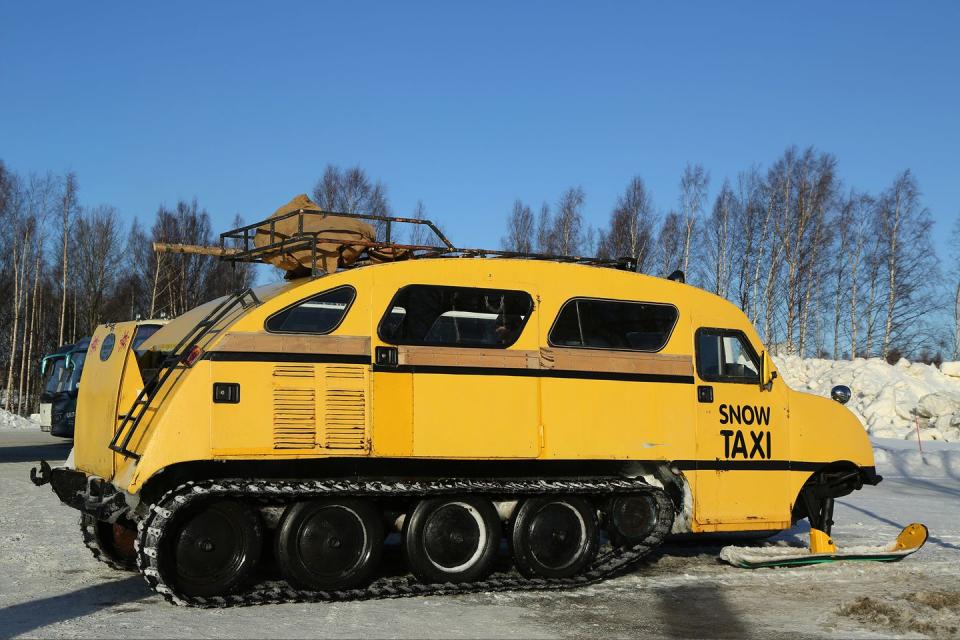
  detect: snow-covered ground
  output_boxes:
[2,433,958,638]
[776,355,960,442]
[1,358,958,638]
[0,408,39,431]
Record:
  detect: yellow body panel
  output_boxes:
[75,258,875,533]
[75,322,140,479]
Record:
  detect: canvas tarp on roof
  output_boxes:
[253,194,377,275]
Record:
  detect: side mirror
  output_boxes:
[760,351,777,391]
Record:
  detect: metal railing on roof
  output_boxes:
[211,207,637,275]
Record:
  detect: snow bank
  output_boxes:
[0,408,40,431]
[774,355,960,442]
[871,436,960,479]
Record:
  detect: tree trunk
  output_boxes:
[955,282,960,359]
[16,236,35,415]
[58,174,76,345]
[881,191,902,359]
[3,238,23,412]
[23,244,41,414]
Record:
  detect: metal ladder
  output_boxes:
[109,288,261,460]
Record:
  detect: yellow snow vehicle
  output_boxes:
[32,195,926,606]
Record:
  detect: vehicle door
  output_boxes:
[373,282,540,458]
[692,327,791,529]
[74,322,143,479]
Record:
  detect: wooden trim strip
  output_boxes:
[398,346,539,369]
[211,333,370,356]
[540,347,693,377]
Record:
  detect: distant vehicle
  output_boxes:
[37,323,165,438]
[38,344,74,434]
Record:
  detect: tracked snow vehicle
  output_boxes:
[32,194,925,606]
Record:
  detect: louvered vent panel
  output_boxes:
[273,364,316,449]
[323,365,368,450]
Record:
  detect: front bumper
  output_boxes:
[30,461,130,522]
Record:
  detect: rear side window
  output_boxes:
[266,286,356,334]
[379,285,533,348]
[548,298,678,352]
[696,329,759,383]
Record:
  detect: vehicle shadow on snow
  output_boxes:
[0,575,149,638]
[654,583,750,638]
[837,499,960,552]
[0,442,71,464]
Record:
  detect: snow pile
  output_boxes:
[774,355,960,442]
[0,408,39,431]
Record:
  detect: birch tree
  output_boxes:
[679,164,709,278]
[553,187,585,255]
[655,211,683,277]
[312,165,391,237]
[597,176,656,271]
[703,180,735,298]
[57,172,78,345]
[502,200,534,253]
[74,205,124,333]
[877,171,938,358]
[536,203,553,253]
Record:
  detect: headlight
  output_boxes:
[831,385,852,405]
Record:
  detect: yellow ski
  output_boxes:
[720,523,928,569]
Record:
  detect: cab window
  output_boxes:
[548,298,677,352]
[378,285,533,348]
[266,286,356,334]
[696,329,759,384]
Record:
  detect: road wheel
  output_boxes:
[275,499,383,590]
[607,494,659,546]
[403,497,500,584]
[81,514,137,571]
[510,496,598,579]
[166,500,263,597]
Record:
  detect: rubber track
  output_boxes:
[80,513,137,572]
[135,477,674,608]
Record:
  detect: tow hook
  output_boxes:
[30,460,52,487]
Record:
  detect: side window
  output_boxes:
[266,286,356,334]
[696,329,760,383]
[378,285,533,348]
[548,298,678,352]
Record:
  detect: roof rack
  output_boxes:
[210,208,637,276]
[154,208,637,275]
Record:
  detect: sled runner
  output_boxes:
[720,522,928,569]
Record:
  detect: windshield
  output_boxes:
[42,357,68,394]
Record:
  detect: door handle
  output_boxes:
[698,385,714,403]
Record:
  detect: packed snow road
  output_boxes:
[1,430,958,639]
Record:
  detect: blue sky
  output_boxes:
[2,2,958,260]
